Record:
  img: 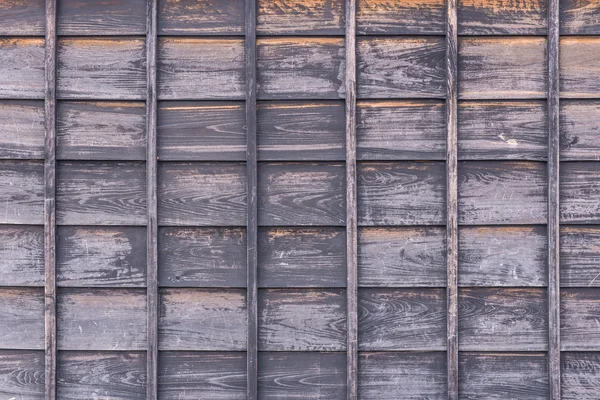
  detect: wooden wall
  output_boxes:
[0,0,599,399]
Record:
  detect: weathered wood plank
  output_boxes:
[57,0,146,35]
[0,100,44,159]
[56,161,146,225]
[158,352,246,399]
[0,350,44,399]
[560,100,600,160]
[258,162,345,226]
[0,0,45,35]
[561,226,600,287]
[357,100,446,160]
[562,352,600,400]
[157,0,244,35]
[158,227,246,287]
[458,37,547,99]
[358,227,446,287]
[56,226,146,287]
[459,288,548,351]
[258,289,346,351]
[0,225,44,286]
[158,288,247,351]
[257,101,345,161]
[158,162,246,226]
[258,227,346,288]
[257,0,344,35]
[356,0,445,35]
[560,0,600,34]
[357,37,446,99]
[560,37,600,98]
[0,160,44,225]
[561,162,600,223]
[458,161,547,225]
[158,101,245,161]
[57,288,147,351]
[358,161,446,226]
[57,38,146,100]
[0,288,44,349]
[457,0,547,35]
[0,38,45,99]
[561,288,600,351]
[358,288,446,351]
[458,101,548,161]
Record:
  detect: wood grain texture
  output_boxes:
[356,0,445,35]
[459,288,548,351]
[561,288,600,351]
[562,352,600,400]
[459,353,548,400]
[561,226,600,287]
[0,160,44,224]
[0,350,44,399]
[56,226,146,287]
[357,37,445,99]
[157,38,244,100]
[0,0,44,35]
[257,101,345,161]
[560,37,600,98]
[56,101,146,160]
[358,352,447,400]
[56,161,146,225]
[458,161,547,225]
[0,225,44,286]
[458,101,548,161]
[561,162,600,223]
[560,100,600,160]
[458,37,547,99]
[157,0,244,35]
[257,0,344,35]
[158,227,246,288]
[57,288,147,351]
[457,0,547,35]
[258,162,345,226]
[258,227,346,288]
[358,288,446,351]
[158,101,245,161]
[0,288,44,349]
[158,288,247,351]
[459,226,548,287]
[257,38,345,100]
[358,161,446,226]
[258,289,346,351]
[57,38,146,100]
[158,352,246,399]
[357,100,446,160]
[358,227,446,287]
[57,351,145,400]
[57,0,146,35]
[560,0,600,34]
[158,162,246,226]
[258,352,346,399]
[0,100,44,159]
[0,38,45,99]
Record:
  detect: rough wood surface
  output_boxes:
[560,37,600,98]
[157,0,244,35]
[560,162,600,223]
[0,38,45,99]
[0,225,44,286]
[0,350,44,399]
[257,0,344,35]
[0,100,45,159]
[561,226,600,287]
[561,288,600,351]
[560,0,600,34]
[57,0,146,35]
[356,0,445,35]
[560,100,600,161]
[0,288,44,349]
[0,0,45,35]
[457,0,547,35]
[562,352,600,400]
[0,160,44,225]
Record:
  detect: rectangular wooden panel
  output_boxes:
[458,101,548,161]
[57,38,146,100]
[158,288,247,350]
[157,0,245,35]
[158,101,246,161]
[561,226,600,287]
[57,288,147,351]
[158,227,246,288]
[357,37,445,99]
[258,289,346,351]
[158,162,246,226]
[560,0,600,34]
[257,101,345,161]
[358,227,446,287]
[358,161,446,226]
[0,288,44,349]
[158,352,246,399]
[0,225,44,286]
[0,160,44,225]
[561,38,600,98]
[459,288,548,351]
[357,100,446,160]
[457,0,547,35]
[0,39,45,99]
[356,0,445,35]
[562,288,600,351]
[561,100,600,161]
[562,352,600,400]
[56,101,146,160]
[257,0,344,35]
[56,226,146,287]
[458,37,547,99]
[56,161,146,225]
[0,350,44,399]
[0,100,44,159]
[561,162,600,223]
[0,0,45,35]
[57,0,146,35]
[258,162,345,226]
[258,227,346,288]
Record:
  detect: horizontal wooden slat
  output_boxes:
[561,288,600,351]
[0,0,44,36]
[0,350,44,399]
[561,100,600,161]
[561,226,600,287]
[561,162,600,223]
[258,227,346,288]
[0,288,44,349]
[357,100,445,161]
[57,0,146,35]
[57,161,146,225]
[356,0,445,35]
[257,0,344,35]
[0,225,44,286]
[459,353,548,400]
[258,162,345,226]
[259,289,346,351]
[0,100,44,159]
[358,161,446,226]
[158,352,246,399]
[560,37,600,98]
[459,288,548,351]
[57,288,147,351]
[158,162,246,226]
[0,38,44,99]
[158,101,245,161]
[357,37,445,99]
[358,288,446,351]
[157,0,244,35]
[0,160,44,225]
[457,0,547,35]
[458,101,547,161]
[358,227,446,287]
[57,38,146,100]
[458,37,547,100]
[257,101,345,161]
[57,226,146,287]
[158,227,246,287]
[562,352,600,400]
[159,288,247,351]
[560,0,600,35]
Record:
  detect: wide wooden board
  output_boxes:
[561,162,600,224]
[158,0,245,35]
[560,38,600,98]
[0,0,45,36]
[0,288,44,350]
[562,352,600,400]
[0,225,44,286]
[57,0,146,35]
[457,0,547,35]
[257,0,344,35]
[561,100,600,161]
[356,0,445,35]
[561,226,600,287]
[0,160,44,225]
[0,350,44,399]
[560,0,600,35]
[0,100,44,159]
[561,288,600,351]
[0,39,45,99]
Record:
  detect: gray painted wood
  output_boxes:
[356,0,445,35]
[0,38,45,99]
[561,289,600,351]
[560,38,600,98]
[562,352,600,400]
[561,226,600,287]
[0,288,44,349]
[0,0,45,35]
[157,0,244,35]
[57,0,146,35]
[0,160,44,225]
[257,0,344,35]
[560,0,600,35]
[457,0,547,35]
[0,225,44,286]
[560,100,600,161]
[561,162,600,223]
[0,100,45,159]
[0,350,44,400]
